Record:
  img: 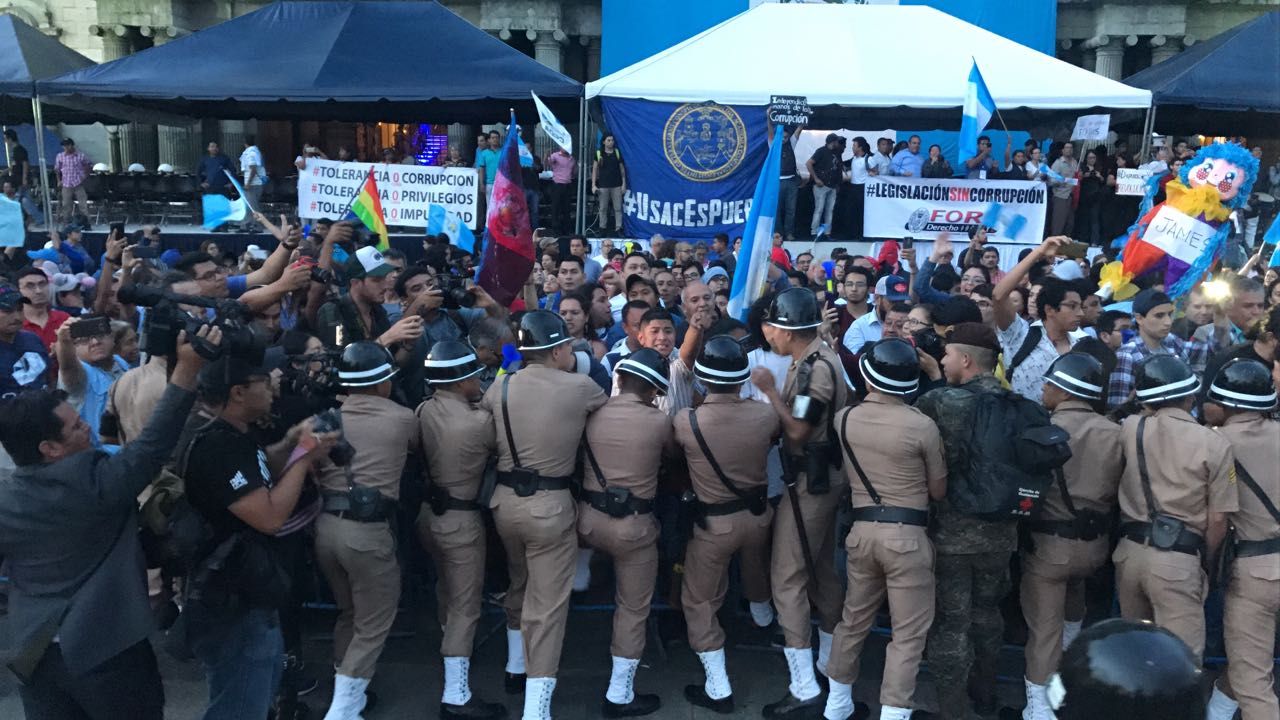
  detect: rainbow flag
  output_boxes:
[348,168,389,251]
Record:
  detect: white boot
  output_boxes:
[697,648,733,700]
[572,548,593,592]
[1205,684,1239,720]
[506,628,526,675]
[1022,678,1053,720]
[784,646,822,701]
[522,677,556,720]
[880,706,912,720]
[816,629,834,677]
[1061,620,1083,650]
[606,656,639,705]
[750,601,776,628]
[442,656,473,706]
[325,674,370,720]
[823,678,853,720]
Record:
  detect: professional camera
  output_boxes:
[437,273,475,310]
[912,327,946,363]
[118,284,265,363]
[283,348,342,397]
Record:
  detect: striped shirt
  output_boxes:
[610,352,695,416]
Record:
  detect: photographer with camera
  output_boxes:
[0,324,217,720]
[181,352,340,720]
[316,245,424,356]
[313,342,419,720]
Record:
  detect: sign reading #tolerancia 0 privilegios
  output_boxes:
[863,176,1047,243]
[602,98,767,241]
[297,159,480,229]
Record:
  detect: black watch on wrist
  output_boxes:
[106,255,122,264]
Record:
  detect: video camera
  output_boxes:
[118,284,265,363]
[437,273,475,310]
[283,348,343,397]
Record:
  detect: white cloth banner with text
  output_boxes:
[1115,168,1154,196]
[863,176,1047,243]
[296,159,480,229]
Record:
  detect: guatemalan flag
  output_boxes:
[959,60,997,163]
[727,125,784,322]
[474,111,535,307]
[427,204,476,254]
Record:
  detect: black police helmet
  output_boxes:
[1134,354,1199,404]
[1043,352,1105,401]
[616,347,670,395]
[859,338,920,396]
[1207,357,1277,411]
[337,341,397,387]
[518,310,571,351]
[765,287,822,330]
[694,335,750,385]
[423,340,484,385]
[1050,619,1203,720]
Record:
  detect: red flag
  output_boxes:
[475,113,534,307]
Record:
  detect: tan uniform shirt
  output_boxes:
[416,389,495,500]
[1117,406,1238,534]
[314,393,418,499]
[1043,401,1125,520]
[833,395,945,511]
[106,358,167,444]
[781,337,847,452]
[1215,413,1280,543]
[482,364,607,476]
[583,393,674,499]
[673,393,780,503]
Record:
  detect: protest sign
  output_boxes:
[769,95,811,126]
[864,176,1047,243]
[1071,114,1110,141]
[297,159,479,229]
[1142,205,1217,266]
[1115,168,1153,196]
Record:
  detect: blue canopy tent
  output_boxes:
[36,1,583,125]
[1124,11,1280,136]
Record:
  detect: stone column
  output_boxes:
[532,30,564,73]
[97,28,131,173]
[99,26,159,171]
[153,28,195,173]
[219,120,247,158]
[1093,38,1125,81]
[586,36,601,81]
[1149,35,1181,66]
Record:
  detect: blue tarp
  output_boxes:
[0,13,94,96]
[37,1,582,124]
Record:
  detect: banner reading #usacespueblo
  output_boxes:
[602,98,768,241]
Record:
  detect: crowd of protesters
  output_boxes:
[0,133,1276,720]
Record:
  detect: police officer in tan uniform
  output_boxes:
[823,339,946,720]
[314,342,419,720]
[1113,354,1237,660]
[483,310,607,720]
[1200,359,1280,720]
[676,336,780,714]
[416,340,505,720]
[1016,353,1124,720]
[751,288,849,717]
[579,348,674,718]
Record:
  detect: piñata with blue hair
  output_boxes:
[1098,142,1258,300]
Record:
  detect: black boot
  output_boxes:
[762,691,825,719]
[684,685,734,714]
[441,696,507,720]
[504,673,526,695]
[602,693,661,718]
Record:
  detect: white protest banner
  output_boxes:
[297,159,479,229]
[1115,168,1153,196]
[1071,114,1111,141]
[863,176,1047,243]
[1141,205,1217,265]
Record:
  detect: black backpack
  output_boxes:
[949,389,1072,519]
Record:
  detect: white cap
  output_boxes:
[92,162,109,172]
[157,163,174,173]
[127,163,146,173]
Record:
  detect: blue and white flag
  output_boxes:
[531,91,573,155]
[1263,215,1280,245]
[223,169,257,213]
[427,203,476,254]
[959,60,997,162]
[727,125,784,322]
[202,173,248,230]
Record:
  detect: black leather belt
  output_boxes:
[496,469,574,497]
[1027,518,1108,542]
[1235,537,1280,559]
[1120,521,1205,555]
[851,505,928,527]
[702,490,767,517]
[322,494,395,523]
[583,489,653,516]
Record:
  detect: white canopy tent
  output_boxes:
[586,3,1151,115]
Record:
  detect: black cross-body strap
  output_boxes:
[689,408,752,502]
[1054,468,1080,517]
[1136,416,1161,521]
[582,432,608,491]
[838,407,882,505]
[1234,459,1280,523]
[501,374,521,469]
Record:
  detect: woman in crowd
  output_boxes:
[921,145,953,178]
[440,145,467,168]
[1026,146,1048,183]
[1076,149,1109,246]
[592,133,626,236]
[1104,153,1141,241]
[1008,285,1030,319]
[1267,277,1280,308]
[111,320,140,368]
[559,291,607,359]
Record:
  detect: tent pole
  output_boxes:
[575,96,587,235]
[31,95,53,230]
[1139,104,1156,162]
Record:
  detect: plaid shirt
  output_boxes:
[54,150,89,188]
[1106,334,1211,409]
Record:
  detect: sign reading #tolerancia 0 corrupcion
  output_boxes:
[863,176,1047,243]
[297,159,480,229]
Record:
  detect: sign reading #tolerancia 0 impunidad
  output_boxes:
[297,159,480,229]
[864,176,1047,243]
